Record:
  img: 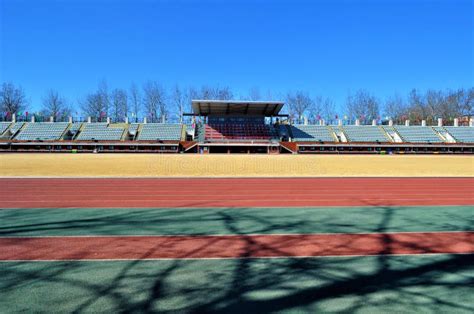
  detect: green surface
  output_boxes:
[1,205,473,313]
[1,255,473,313]
[0,206,472,236]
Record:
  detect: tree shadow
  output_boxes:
[1,201,473,313]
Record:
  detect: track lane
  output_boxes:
[1,232,473,260]
[0,177,472,208]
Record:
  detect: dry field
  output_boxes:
[0,153,472,177]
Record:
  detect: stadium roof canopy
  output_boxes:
[191,100,285,116]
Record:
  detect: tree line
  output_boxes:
[1,81,472,125]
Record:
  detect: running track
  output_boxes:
[0,177,473,208]
[1,177,473,260]
[1,232,473,261]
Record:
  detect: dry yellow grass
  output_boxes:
[0,153,472,177]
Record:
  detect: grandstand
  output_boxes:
[393,126,443,143]
[128,123,140,136]
[136,123,183,141]
[69,122,83,134]
[192,101,282,143]
[75,123,124,141]
[0,100,473,154]
[204,122,276,141]
[14,122,69,141]
[190,100,285,153]
[342,125,390,143]
[7,122,25,138]
[443,126,474,143]
[0,122,11,136]
[289,125,336,142]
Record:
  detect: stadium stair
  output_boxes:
[326,125,338,142]
[181,141,198,151]
[196,124,205,142]
[59,123,72,141]
[71,123,86,140]
[331,126,345,142]
[118,124,130,141]
[432,126,450,143]
[436,127,447,142]
[181,125,187,141]
[10,122,27,139]
[379,126,393,142]
[136,123,144,140]
[0,122,12,138]
[383,126,403,143]
[280,141,298,153]
[336,126,348,142]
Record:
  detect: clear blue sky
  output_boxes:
[1,0,472,113]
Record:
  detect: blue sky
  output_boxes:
[1,0,472,113]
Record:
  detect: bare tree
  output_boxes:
[307,96,336,124]
[199,86,213,100]
[445,88,474,118]
[216,86,233,100]
[382,89,473,125]
[307,96,323,123]
[0,82,27,117]
[98,80,110,118]
[41,89,71,121]
[425,89,446,123]
[198,86,234,100]
[407,88,427,122]
[248,87,261,101]
[80,92,105,120]
[346,90,379,123]
[111,88,128,122]
[80,82,111,121]
[286,91,313,124]
[384,93,407,123]
[129,83,141,122]
[143,81,167,122]
[321,97,336,123]
[172,85,191,123]
[460,87,474,117]
[265,89,275,101]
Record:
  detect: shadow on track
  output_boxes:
[1,202,473,313]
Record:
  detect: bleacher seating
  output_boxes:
[342,125,390,142]
[393,126,443,143]
[443,127,474,143]
[196,124,206,142]
[8,122,25,138]
[0,120,472,145]
[278,124,291,139]
[185,124,194,132]
[0,122,11,135]
[290,125,335,142]
[15,122,69,141]
[204,123,274,141]
[76,123,124,141]
[136,123,182,141]
[128,123,140,135]
[69,122,83,134]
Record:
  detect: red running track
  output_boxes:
[0,178,473,208]
[1,232,473,260]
